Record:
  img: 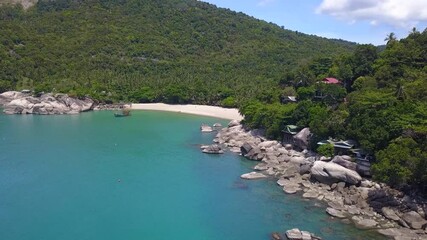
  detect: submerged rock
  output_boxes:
[271,232,282,240]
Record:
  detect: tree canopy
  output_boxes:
[0,0,355,104]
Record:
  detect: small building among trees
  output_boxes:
[322,77,341,84]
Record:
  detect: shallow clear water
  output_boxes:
[0,111,385,240]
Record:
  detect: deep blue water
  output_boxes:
[0,110,385,240]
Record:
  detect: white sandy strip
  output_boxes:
[131,103,243,121]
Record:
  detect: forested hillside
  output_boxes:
[0,0,355,104]
[241,29,427,192]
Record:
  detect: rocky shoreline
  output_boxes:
[207,121,427,240]
[0,91,127,114]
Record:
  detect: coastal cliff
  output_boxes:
[213,121,427,240]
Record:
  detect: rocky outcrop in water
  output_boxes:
[200,124,214,132]
[1,91,94,115]
[285,228,322,240]
[201,144,224,154]
[210,122,427,240]
[240,172,267,180]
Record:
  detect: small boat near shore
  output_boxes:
[114,108,131,117]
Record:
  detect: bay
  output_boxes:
[0,111,385,239]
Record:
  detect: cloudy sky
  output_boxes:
[201,0,427,45]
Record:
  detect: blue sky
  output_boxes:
[201,0,427,45]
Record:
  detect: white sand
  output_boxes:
[130,103,243,121]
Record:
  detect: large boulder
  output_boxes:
[311,161,362,185]
[289,156,307,165]
[331,155,357,171]
[0,91,25,106]
[302,191,319,199]
[402,211,427,229]
[228,120,240,127]
[4,97,38,114]
[381,207,401,221]
[352,216,378,229]
[240,142,253,156]
[243,147,263,161]
[285,229,302,240]
[293,128,311,150]
[258,140,277,149]
[326,208,347,218]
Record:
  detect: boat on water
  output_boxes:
[114,108,131,117]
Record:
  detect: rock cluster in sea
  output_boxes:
[200,144,224,154]
[212,122,427,240]
[0,91,94,115]
[200,124,214,132]
[270,229,322,240]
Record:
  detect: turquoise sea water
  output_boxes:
[0,111,385,240]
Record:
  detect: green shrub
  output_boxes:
[221,96,237,108]
[372,137,427,188]
[317,144,334,157]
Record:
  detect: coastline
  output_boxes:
[131,103,243,121]
[209,123,427,240]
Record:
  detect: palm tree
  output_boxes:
[384,32,397,44]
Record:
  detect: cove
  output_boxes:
[0,111,385,240]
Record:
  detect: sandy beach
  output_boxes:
[131,103,243,121]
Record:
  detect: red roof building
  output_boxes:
[322,77,341,84]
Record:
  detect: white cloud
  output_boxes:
[316,0,427,27]
[258,0,275,7]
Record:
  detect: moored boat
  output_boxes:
[114,108,131,117]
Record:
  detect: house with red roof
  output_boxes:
[322,77,341,84]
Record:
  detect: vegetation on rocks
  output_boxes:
[317,144,334,158]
